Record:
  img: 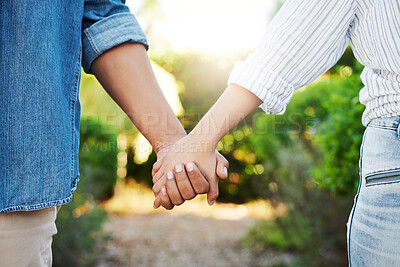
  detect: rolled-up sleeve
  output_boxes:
[81,0,148,73]
[228,0,355,114]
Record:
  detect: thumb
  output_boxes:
[207,173,219,206]
[216,152,229,179]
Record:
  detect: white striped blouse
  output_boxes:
[228,0,400,126]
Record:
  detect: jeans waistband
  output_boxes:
[368,116,400,130]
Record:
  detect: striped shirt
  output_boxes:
[228,0,400,126]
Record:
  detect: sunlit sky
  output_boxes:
[127,0,277,53]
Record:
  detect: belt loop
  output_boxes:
[398,123,400,140]
[397,118,400,140]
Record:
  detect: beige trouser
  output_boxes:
[0,206,60,267]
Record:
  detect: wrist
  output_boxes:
[186,132,219,153]
[153,132,187,155]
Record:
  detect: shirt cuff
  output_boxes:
[82,12,149,74]
[228,61,295,115]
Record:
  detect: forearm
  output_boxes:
[90,43,186,153]
[189,84,262,149]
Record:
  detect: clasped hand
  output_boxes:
[152,135,228,210]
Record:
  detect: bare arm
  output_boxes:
[189,84,263,148]
[90,43,186,153]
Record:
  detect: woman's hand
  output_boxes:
[152,135,228,209]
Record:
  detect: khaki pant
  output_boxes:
[0,206,59,267]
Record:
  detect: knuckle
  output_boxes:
[152,173,162,184]
[152,184,158,192]
[185,192,196,200]
[166,179,175,187]
[203,183,211,192]
[181,189,195,200]
[179,185,191,194]
[161,200,173,210]
[164,205,173,210]
[210,192,219,199]
[195,186,208,194]
[173,199,184,206]
[176,173,189,182]
[189,176,203,187]
[187,170,200,180]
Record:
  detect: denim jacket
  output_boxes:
[0,0,148,213]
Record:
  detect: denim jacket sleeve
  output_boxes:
[81,0,149,73]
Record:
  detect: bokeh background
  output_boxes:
[53,0,364,266]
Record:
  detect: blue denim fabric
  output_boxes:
[347,117,400,266]
[0,1,148,213]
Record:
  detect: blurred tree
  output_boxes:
[78,116,119,200]
[313,63,365,195]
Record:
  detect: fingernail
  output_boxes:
[187,162,194,171]
[175,164,183,173]
[162,186,167,196]
[209,200,215,206]
[167,171,174,180]
[224,167,228,177]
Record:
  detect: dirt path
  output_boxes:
[96,213,297,267]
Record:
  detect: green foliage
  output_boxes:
[79,115,119,200]
[53,116,118,266]
[313,65,364,195]
[244,219,311,252]
[126,149,158,187]
[217,75,331,203]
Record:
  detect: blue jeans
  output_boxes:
[347,116,400,266]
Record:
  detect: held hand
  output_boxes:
[153,162,210,209]
[153,135,218,206]
[152,137,229,209]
